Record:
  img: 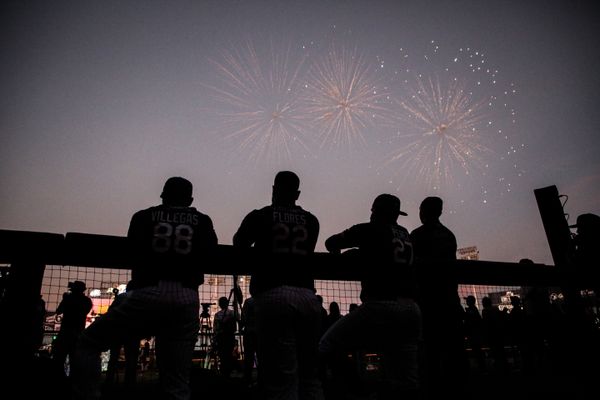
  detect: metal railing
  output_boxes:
[0,228,597,379]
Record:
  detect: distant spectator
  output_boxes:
[214,296,237,377]
[325,301,342,332]
[463,295,485,372]
[507,296,526,368]
[52,281,92,374]
[241,296,258,387]
[571,213,600,270]
[140,339,151,371]
[481,296,508,374]
[104,282,140,388]
[33,295,46,354]
[316,295,329,335]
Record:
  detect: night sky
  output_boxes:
[1,0,599,265]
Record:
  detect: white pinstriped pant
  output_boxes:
[319,298,422,392]
[71,281,200,400]
[255,285,324,400]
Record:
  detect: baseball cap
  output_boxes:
[569,213,600,229]
[373,194,408,216]
[70,280,87,292]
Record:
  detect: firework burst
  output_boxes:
[386,73,492,189]
[302,45,393,151]
[383,43,520,193]
[205,41,312,165]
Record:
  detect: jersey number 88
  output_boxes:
[152,222,194,255]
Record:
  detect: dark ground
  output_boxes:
[13,355,592,400]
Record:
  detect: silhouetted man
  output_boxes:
[213,296,236,377]
[481,296,508,373]
[463,295,485,372]
[316,294,329,336]
[571,213,600,280]
[240,296,258,387]
[321,194,421,399]
[233,171,322,400]
[53,280,92,374]
[104,281,140,389]
[72,177,218,400]
[410,196,466,398]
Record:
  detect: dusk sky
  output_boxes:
[1,0,599,265]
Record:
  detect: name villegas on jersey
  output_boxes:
[146,208,202,257]
[151,210,200,226]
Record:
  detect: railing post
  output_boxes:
[0,261,46,361]
[534,185,574,268]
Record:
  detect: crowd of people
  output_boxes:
[14,171,597,400]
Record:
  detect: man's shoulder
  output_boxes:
[353,221,376,230]
[246,205,271,215]
[241,206,271,221]
[130,205,162,221]
[394,223,411,237]
[295,206,319,223]
[410,224,424,236]
[189,207,214,224]
[257,205,273,214]
[341,222,371,237]
[437,222,456,239]
[131,205,158,217]
[411,222,455,236]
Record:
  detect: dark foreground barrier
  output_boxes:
[0,228,599,399]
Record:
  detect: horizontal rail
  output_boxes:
[0,229,582,287]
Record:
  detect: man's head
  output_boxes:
[218,296,229,310]
[370,194,406,223]
[465,295,476,306]
[161,177,193,206]
[482,296,492,308]
[419,196,443,224]
[69,280,86,293]
[572,213,600,237]
[272,171,300,205]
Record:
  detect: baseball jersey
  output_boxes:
[127,204,218,289]
[328,222,416,300]
[233,205,319,295]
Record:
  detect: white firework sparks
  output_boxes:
[387,73,492,189]
[383,42,521,193]
[302,45,393,151]
[205,41,312,165]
